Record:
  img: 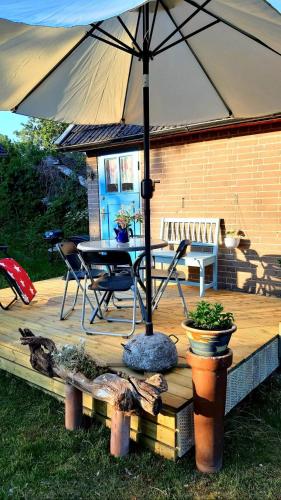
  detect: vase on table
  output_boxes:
[114,227,132,244]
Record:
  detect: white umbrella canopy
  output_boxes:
[0,0,281,126]
[1,0,281,353]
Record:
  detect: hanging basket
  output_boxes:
[224,236,240,249]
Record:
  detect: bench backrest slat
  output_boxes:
[160,218,220,254]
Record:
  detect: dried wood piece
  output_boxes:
[19,328,56,377]
[19,329,168,416]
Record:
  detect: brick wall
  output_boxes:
[147,127,281,296]
[87,123,281,296]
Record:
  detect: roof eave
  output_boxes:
[57,113,281,153]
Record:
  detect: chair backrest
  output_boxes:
[79,250,132,269]
[168,239,190,272]
[160,217,220,255]
[57,241,81,272]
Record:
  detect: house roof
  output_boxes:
[55,122,185,149]
[56,114,281,153]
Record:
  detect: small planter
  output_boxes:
[182,320,236,357]
[224,236,240,249]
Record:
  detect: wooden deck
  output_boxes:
[0,277,280,459]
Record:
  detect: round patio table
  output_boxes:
[77,237,167,253]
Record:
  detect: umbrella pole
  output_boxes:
[142,3,153,336]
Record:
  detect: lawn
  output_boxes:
[0,369,280,500]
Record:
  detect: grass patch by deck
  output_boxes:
[0,369,280,500]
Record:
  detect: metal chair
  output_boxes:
[135,240,190,318]
[57,241,102,320]
[78,249,141,337]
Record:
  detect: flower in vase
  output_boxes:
[115,209,143,229]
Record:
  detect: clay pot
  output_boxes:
[224,236,240,249]
[187,348,233,473]
[182,320,236,357]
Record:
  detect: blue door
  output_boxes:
[99,152,141,239]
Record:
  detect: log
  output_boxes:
[19,329,167,416]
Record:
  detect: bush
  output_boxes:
[0,131,88,282]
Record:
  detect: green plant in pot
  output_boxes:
[182,301,236,357]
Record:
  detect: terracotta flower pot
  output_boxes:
[182,320,236,357]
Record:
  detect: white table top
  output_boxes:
[77,237,167,253]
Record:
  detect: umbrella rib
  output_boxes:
[117,15,142,53]
[121,9,142,123]
[90,23,141,56]
[160,3,233,117]
[90,34,139,57]
[148,0,160,49]
[184,0,281,58]
[13,23,103,113]
[153,19,220,56]
[153,0,213,54]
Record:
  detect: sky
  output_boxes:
[0,0,280,140]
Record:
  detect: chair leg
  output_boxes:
[89,290,110,323]
[0,287,18,310]
[60,273,70,320]
[60,274,80,320]
[176,278,188,318]
[81,281,138,338]
[60,272,98,321]
[152,277,171,312]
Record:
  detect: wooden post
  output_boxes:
[65,383,83,430]
[110,410,131,457]
[187,349,233,473]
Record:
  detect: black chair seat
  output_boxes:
[89,274,134,292]
[64,268,103,281]
[151,268,186,281]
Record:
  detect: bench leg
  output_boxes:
[199,264,205,298]
[213,259,218,291]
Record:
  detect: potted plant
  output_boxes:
[224,230,241,249]
[114,209,143,243]
[182,301,236,357]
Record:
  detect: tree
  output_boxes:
[15,117,68,151]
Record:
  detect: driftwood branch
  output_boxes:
[19,329,167,416]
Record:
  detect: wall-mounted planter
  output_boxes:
[182,320,236,357]
[224,236,240,249]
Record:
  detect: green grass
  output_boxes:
[0,370,281,500]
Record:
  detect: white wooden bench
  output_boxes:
[152,218,220,297]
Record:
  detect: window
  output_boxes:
[120,155,134,191]
[105,158,118,192]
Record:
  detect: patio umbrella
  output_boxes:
[1,0,281,367]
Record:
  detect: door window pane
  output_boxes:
[105,158,118,192]
[120,155,134,191]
